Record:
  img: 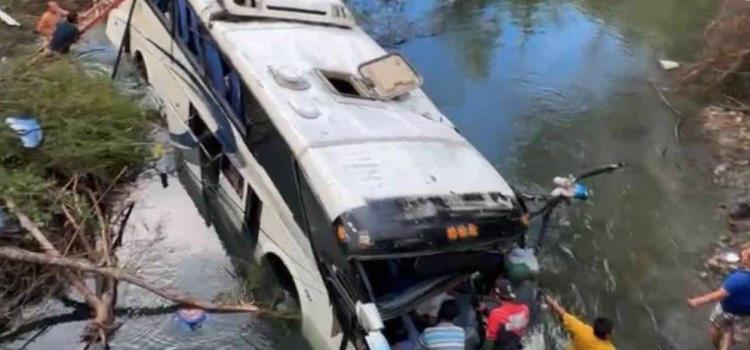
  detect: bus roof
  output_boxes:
[207,19,515,218]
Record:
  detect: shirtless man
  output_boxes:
[35,2,69,39]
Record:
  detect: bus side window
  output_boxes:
[175,0,189,43]
[244,186,262,240]
[221,154,244,196]
[243,85,269,131]
[173,0,203,67]
[154,0,171,16]
[203,41,227,96]
[188,14,204,65]
[226,70,244,120]
[296,164,347,267]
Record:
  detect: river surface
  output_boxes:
[0,0,727,349]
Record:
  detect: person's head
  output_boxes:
[741,245,750,268]
[437,299,459,323]
[66,11,78,24]
[492,278,516,301]
[593,317,613,340]
[47,1,59,10]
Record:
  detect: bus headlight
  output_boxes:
[446,223,479,241]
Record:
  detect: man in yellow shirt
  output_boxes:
[545,295,616,350]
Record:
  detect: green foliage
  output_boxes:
[0,57,151,222]
[0,58,151,181]
[0,167,54,222]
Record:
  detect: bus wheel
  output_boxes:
[264,254,300,310]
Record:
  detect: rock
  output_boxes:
[659,59,680,70]
[715,163,730,176]
[730,202,750,221]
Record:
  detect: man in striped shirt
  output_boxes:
[416,299,467,350]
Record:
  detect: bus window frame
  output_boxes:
[142,0,328,241]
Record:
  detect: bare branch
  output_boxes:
[0,247,259,313]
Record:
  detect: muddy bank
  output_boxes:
[699,104,750,249]
[682,0,750,275]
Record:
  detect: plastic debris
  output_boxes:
[506,247,540,282]
[0,207,21,234]
[723,251,741,263]
[550,176,590,200]
[572,183,590,200]
[659,59,680,71]
[0,9,20,27]
[177,308,206,329]
[5,117,43,149]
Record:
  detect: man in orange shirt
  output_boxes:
[545,295,616,350]
[35,2,68,38]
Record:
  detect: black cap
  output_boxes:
[494,279,516,300]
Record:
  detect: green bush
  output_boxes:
[0,57,151,220]
[1,58,150,177]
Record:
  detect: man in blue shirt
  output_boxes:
[688,246,750,349]
[48,11,79,53]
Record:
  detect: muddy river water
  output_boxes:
[1,0,732,349]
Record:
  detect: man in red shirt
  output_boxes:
[483,279,530,350]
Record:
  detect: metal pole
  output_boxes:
[111,0,138,79]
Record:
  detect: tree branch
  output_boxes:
[0,246,258,313]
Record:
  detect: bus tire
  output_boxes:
[264,253,299,302]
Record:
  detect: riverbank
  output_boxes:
[669,1,750,347]
[698,104,750,270]
[675,0,750,281]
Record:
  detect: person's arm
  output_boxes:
[544,295,567,317]
[545,295,589,336]
[687,288,729,308]
[482,308,500,350]
[414,333,427,350]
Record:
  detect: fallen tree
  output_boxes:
[0,246,258,313]
[0,57,260,348]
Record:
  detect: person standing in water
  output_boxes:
[482,279,530,350]
[545,295,615,350]
[48,11,79,53]
[688,245,750,350]
[35,2,68,39]
[416,299,467,350]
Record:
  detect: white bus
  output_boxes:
[105,0,529,348]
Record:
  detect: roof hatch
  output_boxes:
[359,53,423,101]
